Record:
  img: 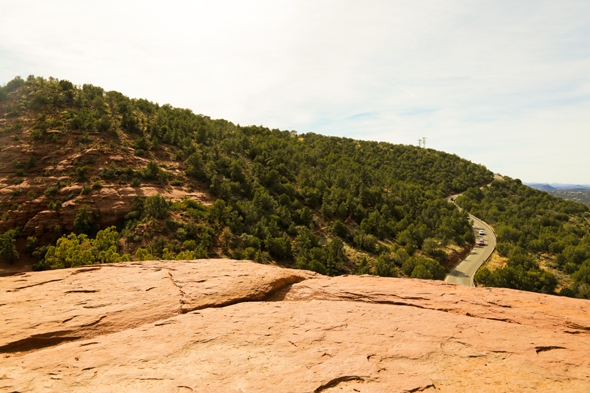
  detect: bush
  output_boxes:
[24,236,39,254]
[308,259,327,275]
[402,257,446,280]
[411,264,433,279]
[74,205,97,235]
[76,165,91,181]
[353,231,377,252]
[176,250,196,260]
[266,235,293,260]
[25,156,37,169]
[11,188,22,199]
[130,178,142,187]
[331,220,348,238]
[0,229,19,264]
[135,247,154,261]
[357,257,371,275]
[144,194,170,219]
[44,233,96,269]
[44,185,59,198]
[373,254,396,277]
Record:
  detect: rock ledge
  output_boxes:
[1,260,589,392]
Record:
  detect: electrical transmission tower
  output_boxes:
[422,137,426,148]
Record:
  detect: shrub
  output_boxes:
[357,257,371,275]
[410,264,433,279]
[135,247,154,261]
[374,254,396,277]
[76,165,91,181]
[0,229,19,264]
[176,250,196,260]
[24,236,39,254]
[25,156,37,169]
[44,185,59,198]
[74,205,97,235]
[144,194,170,219]
[402,257,446,280]
[182,239,198,251]
[331,220,348,238]
[30,128,44,140]
[308,260,327,275]
[44,233,96,269]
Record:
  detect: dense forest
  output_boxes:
[457,178,590,299]
[0,75,495,280]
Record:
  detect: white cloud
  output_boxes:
[1,0,589,183]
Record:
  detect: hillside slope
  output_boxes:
[457,178,590,299]
[0,75,493,278]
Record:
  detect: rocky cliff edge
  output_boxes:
[1,260,589,392]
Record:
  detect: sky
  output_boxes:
[1,0,589,184]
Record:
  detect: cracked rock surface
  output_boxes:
[1,260,589,392]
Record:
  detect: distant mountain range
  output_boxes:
[526,183,590,191]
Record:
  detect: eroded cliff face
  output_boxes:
[1,260,589,392]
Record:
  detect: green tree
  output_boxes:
[144,194,170,219]
[411,264,433,279]
[0,229,19,264]
[74,205,97,235]
[44,233,96,269]
[357,257,371,275]
[135,247,154,261]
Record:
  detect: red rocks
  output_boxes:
[0,184,211,241]
[1,260,589,392]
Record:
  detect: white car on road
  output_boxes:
[479,230,485,236]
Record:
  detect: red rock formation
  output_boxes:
[1,260,589,392]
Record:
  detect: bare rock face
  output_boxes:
[1,260,589,392]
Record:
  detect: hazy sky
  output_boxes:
[1,1,589,184]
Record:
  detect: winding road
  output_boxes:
[445,196,497,287]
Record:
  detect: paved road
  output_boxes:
[445,196,497,287]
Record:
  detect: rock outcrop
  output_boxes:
[1,260,589,392]
[0,184,210,241]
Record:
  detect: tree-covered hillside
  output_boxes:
[457,178,590,299]
[546,189,590,207]
[0,75,495,279]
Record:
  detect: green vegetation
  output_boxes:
[546,189,590,207]
[0,229,19,264]
[457,177,590,298]
[0,75,497,280]
[40,227,130,269]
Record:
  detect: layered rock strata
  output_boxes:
[1,260,589,392]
